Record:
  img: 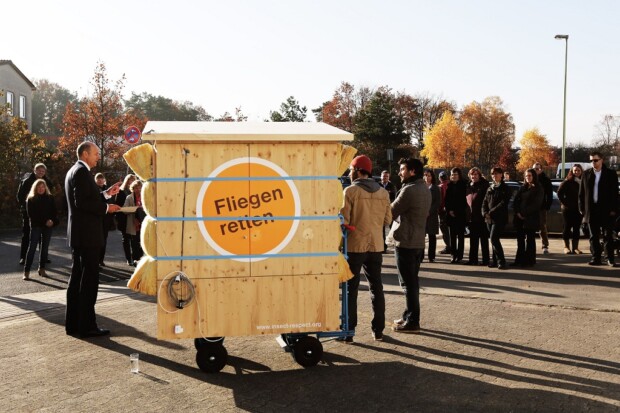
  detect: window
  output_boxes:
[6,91,14,115]
[19,95,26,118]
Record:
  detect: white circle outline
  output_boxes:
[196,157,301,262]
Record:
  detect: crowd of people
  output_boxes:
[14,146,617,341]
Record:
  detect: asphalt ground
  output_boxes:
[1,228,619,412]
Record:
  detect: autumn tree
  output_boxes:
[59,62,145,171]
[405,92,456,151]
[420,111,467,168]
[269,96,307,122]
[31,79,78,138]
[0,99,47,226]
[313,82,372,132]
[125,92,212,121]
[460,96,515,171]
[214,107,248,122]
[516,128,556,171]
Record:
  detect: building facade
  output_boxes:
[0,60,36,130]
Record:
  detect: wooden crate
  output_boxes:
[142,122,353,339]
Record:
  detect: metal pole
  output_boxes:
[561,38,568,179]
[555,34,569,178]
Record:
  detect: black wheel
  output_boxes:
[196,344,228,373]
[194,337,225,350]
[292,336,323,367]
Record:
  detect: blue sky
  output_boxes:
[5,0,619,147]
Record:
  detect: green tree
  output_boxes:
[31,79,78,138]
[270,96,307,122]
[125,92,212,121]
[353,88,409,173]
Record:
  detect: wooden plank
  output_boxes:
[157,273,341,339]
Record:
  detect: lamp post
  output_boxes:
[555,34,569,178]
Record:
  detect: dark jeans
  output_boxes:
[468,221,489,264]
[449,224,465,260]
[487,221,506,265]
[66,247,101,334]
[439,211,450,251]
[25,226,52,271]
[394,247,423,325]
[587,204,616,262]
[346,252,385,333]
[561,209,581,249]
[516,224,536,265]
[20,209,30,260]
[129,234,143,261]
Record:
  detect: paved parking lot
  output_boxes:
[1,230,619,412]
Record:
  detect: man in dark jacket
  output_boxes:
[65,142,121,338]
[533,163,553,254]
[16,163,53,265]
[579,152,618,266]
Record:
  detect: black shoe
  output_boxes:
[488,262,498,268]
[392,323,421,334]
[464,260,479,266]
[589,259,603,266]
[336,336,353,344]
[439,249,451,255]
[608,260,616,268]
[450,258,457,264]
[127,261,134,266]
[428,258,435,263]
[19,258,25,265]
[497,263,507,270]
[372,331,383,341]
[80,328,110,338]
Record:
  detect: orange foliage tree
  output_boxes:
[420,112,467,168]
[58,62,145,173]
[516,128,556,171]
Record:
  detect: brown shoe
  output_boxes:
[22,271,30,280]
[38,268,46,277]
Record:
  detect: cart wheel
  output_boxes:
[194,337,224,350]
[196,344,228,373]
[292,336,323,367]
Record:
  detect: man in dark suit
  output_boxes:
[579,151,618,267]
[65,142,121,337]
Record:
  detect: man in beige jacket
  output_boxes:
[340,155,392,342]
[388,157,431,333]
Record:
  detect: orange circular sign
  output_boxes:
[196,157,300,261]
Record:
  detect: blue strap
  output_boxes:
[154,252,340,261]
[150,175,339,183]
[155,215,340,222]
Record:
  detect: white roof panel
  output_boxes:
[142,121,353,142]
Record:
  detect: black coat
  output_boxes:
[26,194,59,228]
[466,178,489,224]
[445,179,467,229]
[557,179,579,211]
[482,181,512,224]
[64,161,108,248]
[513,184,544,231]
[538,172,553,211]
[579,165,618,221]
[17,173,53,211]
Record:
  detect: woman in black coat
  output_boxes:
[423,169,441,263]
[482,167,512,269]
[466,167,490,265]
[512,168,544,267]
[114,174,136,266]
[445,167,468,263]
[557,165,583,254]
[24,179,59,280]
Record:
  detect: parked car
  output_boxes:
[502,181,563,234]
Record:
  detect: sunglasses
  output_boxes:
[590,158,601,163]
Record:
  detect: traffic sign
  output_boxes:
[124,126,141,144]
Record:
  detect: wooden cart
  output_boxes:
[127,121,355,372]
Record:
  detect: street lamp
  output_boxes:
[555,34,569,178]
